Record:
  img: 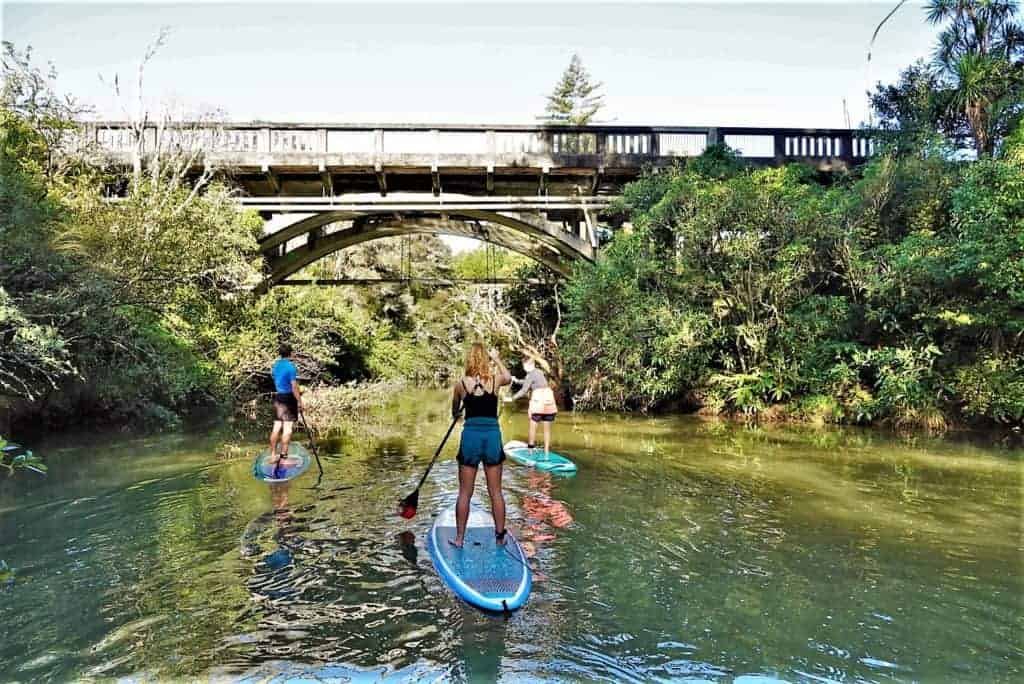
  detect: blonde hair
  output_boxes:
[521,346,551,374]
[464,343,492,381]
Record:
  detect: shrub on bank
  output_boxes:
[557,134,1024,430]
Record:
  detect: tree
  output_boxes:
[543,54,605,125]
[0,41,94,178]
[926,0,1024,156]
[869,61,966,151]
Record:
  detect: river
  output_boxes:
[0,391,1020,682]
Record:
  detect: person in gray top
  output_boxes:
[509,353,558,456]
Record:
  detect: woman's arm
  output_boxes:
[511,370,533,400]
[489,350,513,387]
[451,380,465,418]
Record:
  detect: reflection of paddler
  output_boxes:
[459,607,509,681]
[518,471,574,564]
[397,530,417,565]
[265,482,297,570]
[244,481,303,599]
[241,482,297,568]
[270,481,292,520]
[522,471,574,529]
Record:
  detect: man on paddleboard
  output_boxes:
[269,344,303,459]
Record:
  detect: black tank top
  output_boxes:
[462,378,498,418]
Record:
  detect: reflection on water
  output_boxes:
[0,392,1021,682]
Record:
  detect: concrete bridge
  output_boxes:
[91,122,873,289]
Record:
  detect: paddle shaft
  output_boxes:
[297,410,324,476]
[414,413,460,492]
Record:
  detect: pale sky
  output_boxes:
[2,1,940,128]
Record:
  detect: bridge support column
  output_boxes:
[774,134,787,165]
[261,163,280,195]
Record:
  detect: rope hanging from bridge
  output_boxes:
[485,243,499,312]
[400,235,412,284]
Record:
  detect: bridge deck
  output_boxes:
[89,122,873,197]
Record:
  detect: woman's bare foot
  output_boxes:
[495,529,508,546]
[448,538,464,549]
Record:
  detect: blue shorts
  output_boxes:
[457,417,504,468]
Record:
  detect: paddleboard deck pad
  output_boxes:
[427,505,532,612]
[252,444,313,483]
[503,440,577,474]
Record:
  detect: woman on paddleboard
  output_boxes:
[509,352,557,456]
[450,343,512,548]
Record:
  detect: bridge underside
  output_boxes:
[232,162,627,199]
[256,198,600,292]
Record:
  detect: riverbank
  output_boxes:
[288,382,1024,449]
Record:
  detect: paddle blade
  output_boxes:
[398,490,419,519]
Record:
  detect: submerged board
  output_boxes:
[503,440,577,474]
[426,505,532,613]
[252,444,313,483]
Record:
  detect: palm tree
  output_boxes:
[926,0,1024,155]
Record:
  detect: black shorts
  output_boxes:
[530,413,556,423]
[273,393,298,422]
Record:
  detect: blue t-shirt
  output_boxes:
[271,358,297,394]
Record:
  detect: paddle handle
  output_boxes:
[415,413,460,491]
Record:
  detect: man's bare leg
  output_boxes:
[270,421,283,456]
[279,421,294,457]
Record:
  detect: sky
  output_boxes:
[2,1,941,128]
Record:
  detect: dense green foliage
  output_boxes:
[0,46,484,431]
[1,107,265,427]
[871,1,1023,157]
[557,134,1024,428]
[0,105,483,429]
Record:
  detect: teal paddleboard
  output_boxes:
[503,440,577,474]
[252,444,313,483]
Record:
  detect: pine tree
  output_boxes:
[543,54,605,125]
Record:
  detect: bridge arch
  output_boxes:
[255,211,591,293]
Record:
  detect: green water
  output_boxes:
[1,393,1021,682]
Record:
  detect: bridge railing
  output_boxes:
[85,122,875,164]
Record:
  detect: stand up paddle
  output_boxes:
[398,413,460,519]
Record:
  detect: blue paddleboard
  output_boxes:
[426,505,532,613]
[252,445,313,483]
[503,440,577,474]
